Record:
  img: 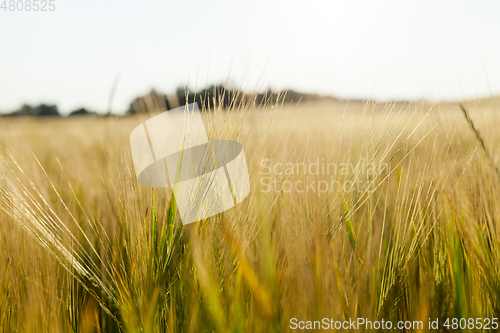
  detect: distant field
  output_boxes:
[1,99,500,332]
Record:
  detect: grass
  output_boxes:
[0,98,500,332]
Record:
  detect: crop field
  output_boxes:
[0,99,500,332]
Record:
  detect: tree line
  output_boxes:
[2,85,335,117]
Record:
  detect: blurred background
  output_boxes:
[1,0,500,115]
[4,2,500,332]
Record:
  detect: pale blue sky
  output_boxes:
[1,0,500,114]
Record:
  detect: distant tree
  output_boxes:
[4,104,36,116]
[36,104,59,116]
[19,104,37,116]
[175,85,240,110]
[127,89,170,115]
[69,108,96,116]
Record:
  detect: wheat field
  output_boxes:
[0,98,500,332]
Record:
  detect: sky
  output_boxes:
[1,0,500,114]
